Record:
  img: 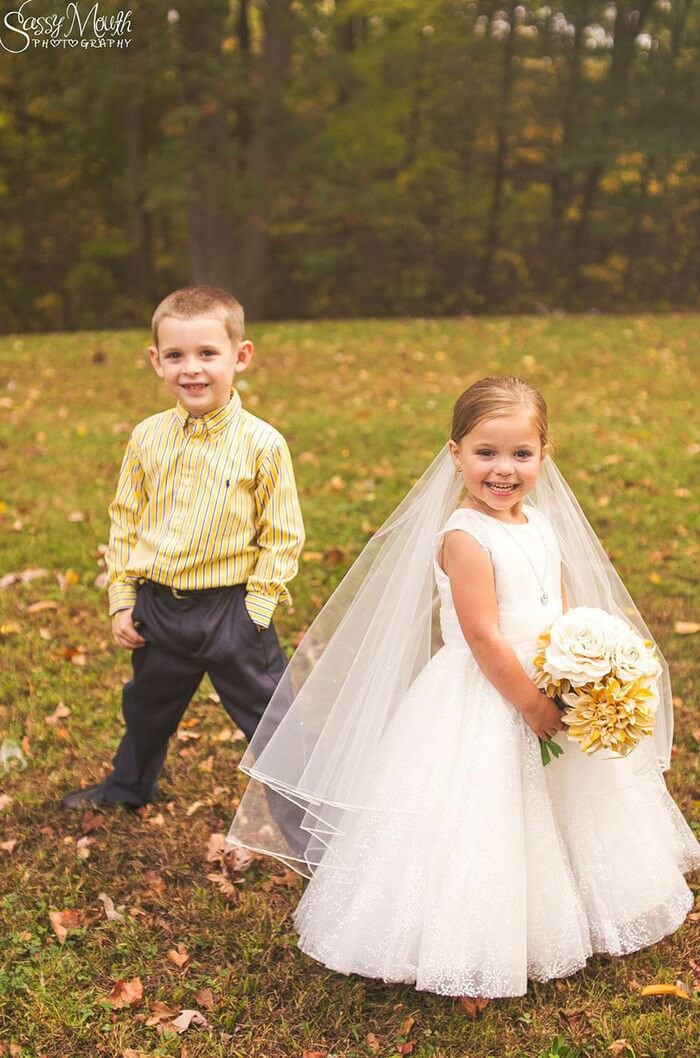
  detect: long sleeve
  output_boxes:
[106,436,148,615]
[245,438,305,628]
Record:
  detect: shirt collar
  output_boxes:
[174,388,242,435]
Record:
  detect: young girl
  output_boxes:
[228,376,699,998]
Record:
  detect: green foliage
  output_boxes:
[1,2,700,329]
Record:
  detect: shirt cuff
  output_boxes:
[108,581,138,616]
[244,591,279,629]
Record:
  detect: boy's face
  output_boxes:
[149,315,253,417]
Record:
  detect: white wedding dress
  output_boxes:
[293,505,700,997]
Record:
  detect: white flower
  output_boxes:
[611,625,661,684]
[542,606,615,687]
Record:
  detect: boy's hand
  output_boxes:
[112,607,147,650]
[521,689,566,740]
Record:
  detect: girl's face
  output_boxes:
[449,411,548,519]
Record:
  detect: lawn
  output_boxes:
[0,315,698,1058]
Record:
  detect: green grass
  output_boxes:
[0,316,698,1058]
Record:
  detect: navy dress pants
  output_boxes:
[101,581,286,806]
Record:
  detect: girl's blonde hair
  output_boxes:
[451,375,553,454]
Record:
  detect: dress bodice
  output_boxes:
[434,505,563,651]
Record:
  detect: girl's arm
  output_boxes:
[441,530,565,739]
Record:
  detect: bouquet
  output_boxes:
[533,606,661,766]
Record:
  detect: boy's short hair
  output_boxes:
[151,286,245,346]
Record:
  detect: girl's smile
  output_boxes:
[449,410,547,523]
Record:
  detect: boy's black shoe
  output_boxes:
[61,781,151,811]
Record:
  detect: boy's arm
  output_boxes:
[106,436,147,616]
[245,438,305,628]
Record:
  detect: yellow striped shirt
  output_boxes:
[106,389,305,628]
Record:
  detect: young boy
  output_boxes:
[63,285,305,809]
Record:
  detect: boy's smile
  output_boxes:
[149,315,254,417]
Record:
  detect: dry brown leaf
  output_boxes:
[397,1044,416,1056]
[122,1050,149,1058]
[302,1052,327,1058]
[144,869,165,896]
[26,600,60,614]
[0,839,17,854]
[49,909,83,944]
[366,1033,380,1054]
[674,621,700,635]
[176,730,201,741]
[0,795,12,811]
[224,845,256,873]
[145,1000,181,1026]
[399,1014,415,1036]
[193,987,215,1010]
[608,1041,632,1056]
[687,911,700,922]
[45,701,70,724]
[0,567,47,590]
[77,812,103,837]
[261,867,300,891]
[170,1009,209,1033]
[457,996,490,1018]
[107,976,143,1009]
[205,832,226,863]
[98,893,125,923]
[146,812,165,827]
[207,872,240,902]
[185,801,205,817]
[167,946,190,969]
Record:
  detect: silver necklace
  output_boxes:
[494,514,550,605]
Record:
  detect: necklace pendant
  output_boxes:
[541,592,549,604]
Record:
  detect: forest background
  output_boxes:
[2,0,699,333]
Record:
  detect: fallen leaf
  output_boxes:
[167,946,190,969]
[0,795,12,811]
[176,730,201,741]
[608,1042,633,1057]
[457,996,490,1018]
[366,1034,380,1053]
[0,567,46,590]
[302,1052,327,1058]
[639,982,689,1000]
[674,621,700,635]
[170,1009,209,1033]
[205,832,226,863]
[67,511,85,522]
[49,909,84,944]
[687,912,700,922]
[145,1000,181,1026]
[26,600,60,614]
[45,701,70,725]
[80,810,104,834]
[224,845,256,873]
[99,893,125,923]
[399,1014,415,1036]
[398,1044,416,1056]
[146,812,165,827]
[261,867,300,891]
[0,839,17,853]
[107,977,143,1009]
[144,869,165,897]
[0,622,21,636]
[207,873,240,902]
[193,987,215,1010]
